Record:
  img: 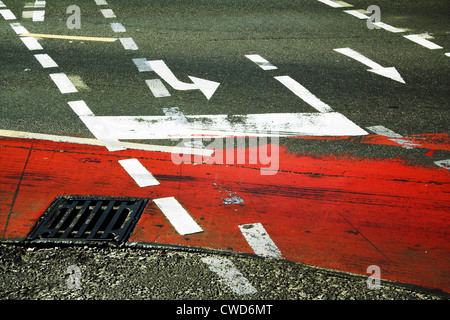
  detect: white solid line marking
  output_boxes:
[239,223,282,259]
[34,53,58,68]
[119,37,138,50]
[317,0,352,8]
[0,9,16,20]
[10,22,29,34]
[95,0,108,5]
[32,10,45,21]
[79,112,368,139]
[49,73,78,93]
[201,256,258,295]
[373,22,405,33]
[100,8,116,18]
[366,125,420,149]
[274,76,334,113]
[0,128,212,156]
[67,100,94,117]
[20,37,43,50]
[404,34,443,50]
[245,54,278,70]
[344,10,369,19]
[132,58,153,72]
[434,159,450,170]
[153,197,203,235]
[145,79,171,97]
[118,158,160,187]
[110,22,126,33]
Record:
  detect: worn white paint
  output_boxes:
[201,256,258,295]
[132,58,153,72]
[239,223,283,259]
[366,125,421,149]
[76,112,368,140]
[434,160,450,170]
[145,79,171,97]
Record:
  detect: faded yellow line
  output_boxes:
[19,33,117,42]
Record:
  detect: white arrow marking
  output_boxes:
[147,60,220,100]
[334,47,405,84]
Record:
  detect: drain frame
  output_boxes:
[26,195,149,245]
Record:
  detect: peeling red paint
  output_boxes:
[0,136,449,292]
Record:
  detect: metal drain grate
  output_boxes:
[27,196,148,243]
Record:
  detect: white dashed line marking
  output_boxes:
[110,22,126,33]
[404,34,443,50]
[373,22,405,33]
[32,10,45,21]
[239,223,283,259]
[245,54,278,70]
[0,9,16,20]
[317,0,352,8]
[118,158,160,187]
[274,76,334,113]
[201,256,258,295]
[100,8,116,18]
[20,37,43,50]
[153,197,203,235]
[0,1,5,8]
[132,58,153,72]
[34,53,58,68]
[49,73,78,93]
[119,37,139,50]
[145,79,171,97]
[10,22,29,34]
[95,0,108,5]
[344,9,369,19]
[67,100,95,116]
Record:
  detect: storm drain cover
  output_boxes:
[27,196,148,243]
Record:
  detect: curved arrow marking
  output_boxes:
[148,60,220,99]
[334,47,405,84]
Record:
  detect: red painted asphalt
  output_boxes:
[0,134,449,293]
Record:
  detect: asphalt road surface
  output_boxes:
[0,0,449,303]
